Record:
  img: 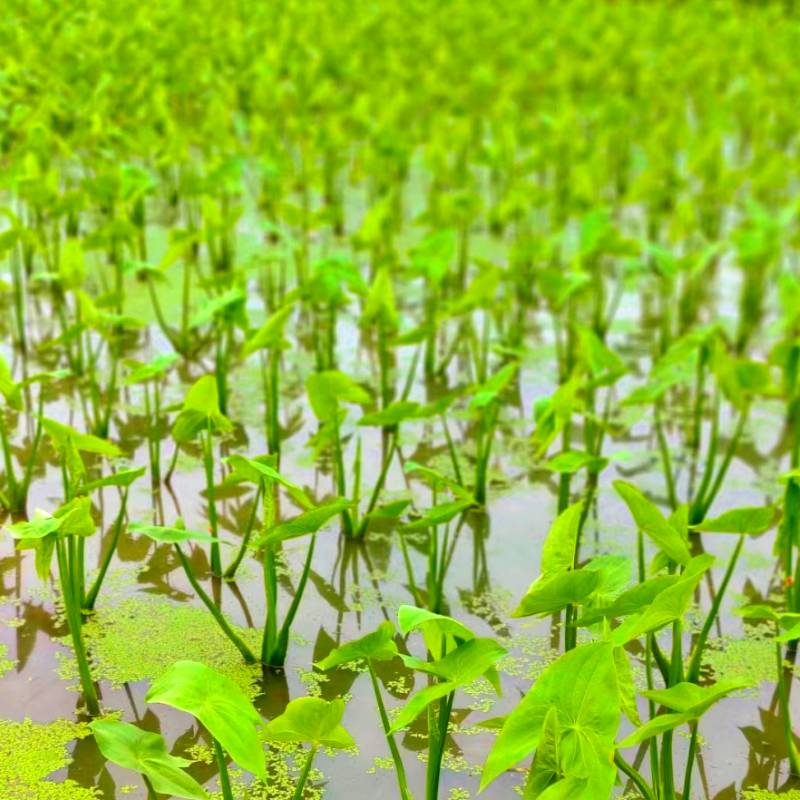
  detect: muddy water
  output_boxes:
[0,250,796,799]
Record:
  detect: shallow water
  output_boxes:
[0,211,797,800]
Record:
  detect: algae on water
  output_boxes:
[0,643,14,677]
[0,718,98,800]
[56,596,263,699]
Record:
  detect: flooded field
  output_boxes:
[3,1,800,798]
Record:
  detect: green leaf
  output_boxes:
[254,499,351,547]
[366,499,412,521]
[54,496,95,537]
[540,502,584,576]
[42,418,122,457]
[469,362,519,409]
[734,603,783,623]
[263,697,355,749]
[0,356,21,410]
[401,498,474,532]
[404,461,469,496]
[577,574,680,625]
[535,777,594,800]
[642,678,750,715]
[124,353,179,385]
[172,375,232,442]
[306,370,371,422]
[358,400,419,427]
[512,569,602,618]
[145,660,265,778]
[190,287,247,329]
[691,505,780,535]
[242,304,294,355]
[617,713,688,748]
[90,720,207,800]
[397,605,474,643]
[480,641,619,791]
[315,621,398,669]
[543,451,607,475]
[4,512,63,541]
[81,467,147,493]
[223,455,312,508]
[397,605,476,662]
[613,648,641,726]
[618,679,749,747]
[613,480,691,565]
[776,621,800,642]
[183,375,221,417]
[523,706,560,799]
[60,237,86,289]
[129,522,218,544]
[610,555,714,644]
[362,268,398,330]
[388,681,456,732]
[400,638,506,686]
[575,324,626,387]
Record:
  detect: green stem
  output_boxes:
[174,544,256,663]
[682,723,699,800]
[273,534,318,666]
[441,414,463,488]
[654,403,677,511]
[262,547,279,664]
[425,691,454,800]
[214,738,235,800]
[696,405,748,523]
[204,424,222,576]
[56,538,99,715]
[83,488,129,611]
[224,483,263,580]
[686,534,744,682]
[332,413,354,536]
[355,435,397,539]
[777,638,800,775]
[614,751,657,800]
[292,745,318,800]
[268,347,281,458]
[368,663,412,800]
[0,418,19,503]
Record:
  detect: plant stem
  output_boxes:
[355,435,397,538]
[83,488,129,611]
[204,423,222,575]
[682,723,699,800]
[224,482,263,580]
[696,404,748,523]
[332,413,354,536]
[214,738,235,800]
[274,534,318,667]
[368,663,412,800]
[174,544,257,663]
[262,547,278,664]
[426,691,453,800]
[614,751,657,800]
[292,745,318,800]
[686,534,744,682]
[56,538,99,715]
[777,638,800,775]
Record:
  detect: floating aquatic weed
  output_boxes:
[0,718,98,800]
[703,626,776,690]
[199,741,326,800]
[56,596,262,698]
[0,643,15,677]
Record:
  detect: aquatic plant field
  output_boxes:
[3,0,800,798]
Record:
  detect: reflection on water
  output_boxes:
[0,252,797,799]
